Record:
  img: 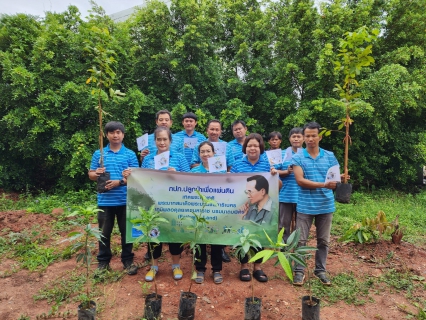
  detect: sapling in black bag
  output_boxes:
[335,182,352,204]
[97,172,110,193]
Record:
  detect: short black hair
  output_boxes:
[198,141,215,154]
[303,122,321,135]
[268,131,282,140]
[154,126,172,142]
[247,174,269,194]
[104,121,125,133]
[243,133,265,154]
[231,120,247,130]
[155,109,172,121]
[288,127,303,138]
[182,112,197,121]
[207,119,222,130]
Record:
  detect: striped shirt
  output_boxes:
[228,139,245,162]
[90,144,139,206]
[280,148,300,203]
[142,151,190,172]
[191,139,235,168]
[143,133,184,156]
[292,148,339,214]
[230,154,271,173]
[190,162,226,174]
[173,130,206,165]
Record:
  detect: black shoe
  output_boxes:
[293,272,305,286]
[97,262,111,271]
[123,260,138,275]
[221,248,231,263]
[315,272,331,286]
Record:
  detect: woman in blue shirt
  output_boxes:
[231,133,278,283]
[140,126,190,281]
[191,141,225,284]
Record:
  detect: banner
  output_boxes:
[126,169,279,246]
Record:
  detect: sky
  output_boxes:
[0,0,153,18]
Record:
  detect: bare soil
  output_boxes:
[0,209,425,320]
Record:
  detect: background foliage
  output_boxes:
[0,0,425,192]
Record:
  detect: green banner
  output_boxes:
[126,169,279,246]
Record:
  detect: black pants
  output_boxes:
[195,244,224,272]
[239,247,263,264]
[97,205,134,263]
[147,242,183,260]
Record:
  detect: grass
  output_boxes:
[333,189,426,245]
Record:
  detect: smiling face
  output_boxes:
[155,130,171,153]
[268,136,282,150]
[182,118,197,133]
[199,143,214,166]
[207,122,222,142]
[245,180,265,205]
[246,138,261,162]
[106,129,124,147]
[156,113,173,128]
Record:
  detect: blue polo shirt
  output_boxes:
[190,162,226,174]
[228,139,245,162]
[292,148,339,214]
[173,130,206,165]
[191,139,235,168]
[230,154,271,173]
[143,133,184,156]
[90,144,139,206]
[280,147,300,203]
[142,151,190,172]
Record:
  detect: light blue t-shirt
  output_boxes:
[230,155,271,173]
[292,148,339,214]
[280,147,300,203]
[173,130,206,165]
[228,139,245,162]
[90,144,139,206]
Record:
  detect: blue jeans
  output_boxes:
[294,212,333,274]
[97,205,134,264]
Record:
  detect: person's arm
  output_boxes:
[293,166,337,190]
[88,167,105,181]
[278,165,293,177]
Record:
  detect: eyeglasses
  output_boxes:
[244,189,258,195]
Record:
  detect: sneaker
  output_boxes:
[172,266,183,280]
[315,272,331,286]
[123,260,138,275]
[293,272,305,286]
[145,267,157,282]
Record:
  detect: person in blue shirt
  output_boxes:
[228,120,248,162]
[191,119,235,171]
[174,112,206,165]
[231,133,279,283]
[140,109,184,163]
[133,126,189,281]
[292,122,348,286]
[274,128,304,242]
[88,121,139,276]
[190,141,225,284]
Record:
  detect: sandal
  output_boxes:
[253,269,268,282]
[194,271,204,284]
[213,272,223,284]
[239,269,251,281]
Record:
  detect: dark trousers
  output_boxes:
[195,244,223,272]
[239,246,262,264]
[147,242,183,260]
[97,205,134,264]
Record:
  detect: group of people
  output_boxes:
[89,109,346,286]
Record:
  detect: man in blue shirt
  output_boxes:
[173,112,206,165]
[89,121,139,275]
[292,122,345,286]
[228,120,248,162]
[140,110,184,163]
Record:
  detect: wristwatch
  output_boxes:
[119,179,126,186]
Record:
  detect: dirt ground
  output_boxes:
[0,209,425,320]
